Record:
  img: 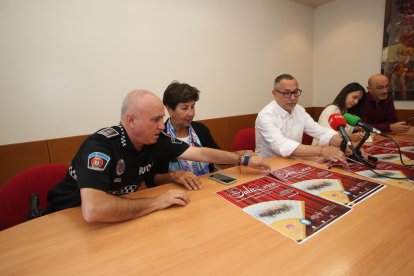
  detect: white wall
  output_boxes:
[1,0,411,146]
[314,0,413,110]
[0,0,314,145]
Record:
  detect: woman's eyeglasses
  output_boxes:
[274,89,302,98]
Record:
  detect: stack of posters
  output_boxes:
[326,158,414,191]
[321,138,414,190]
[216,163,385,243]
[361,146,414,166]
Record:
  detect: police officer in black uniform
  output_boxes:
[47,123,188,213]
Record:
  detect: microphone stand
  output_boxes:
[340,139,347,153]
[350,132,376,169]
[354,131,370,153]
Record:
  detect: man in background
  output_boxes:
[364,74,410,134]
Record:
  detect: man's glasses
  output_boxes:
[274,89,302,98]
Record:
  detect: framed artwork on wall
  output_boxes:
[381,0,414,101]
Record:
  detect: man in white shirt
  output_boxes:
[255,74,347,163]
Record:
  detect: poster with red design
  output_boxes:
[268,163,385,206]
[370,139,414,153]
[326,160,414,191]
[362,145,414,166]
[216,176,351,244]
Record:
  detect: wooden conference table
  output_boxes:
[0,135,413,275]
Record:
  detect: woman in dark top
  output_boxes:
[151,81,221,190]
[160,81,220,176]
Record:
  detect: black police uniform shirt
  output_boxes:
[46,124,189,213]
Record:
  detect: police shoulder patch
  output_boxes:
[161,132,182,144]
[97,127,119,138]
[87,152,110,171]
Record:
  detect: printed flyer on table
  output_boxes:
[216,175,352,244]
[362,145,414,165]
[369,139,414,153]
[269,163,386,206]
[331,160,414,191]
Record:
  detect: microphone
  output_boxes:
[343,113,386,137]
[328,113,353,151]
[328,113,376,169]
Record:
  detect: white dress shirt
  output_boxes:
[255,101,337,158]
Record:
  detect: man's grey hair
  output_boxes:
[274,74,296,89]
[121,89,155,118]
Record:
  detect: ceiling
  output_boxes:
[291,0,334,8]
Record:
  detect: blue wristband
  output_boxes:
[242,153,250,166]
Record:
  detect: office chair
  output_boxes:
[0,164,68,231]
[232,128,256,151]
[302,133,314,145]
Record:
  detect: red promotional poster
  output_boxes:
[362,145,414,166]
[370,139,414,153]
[269,163,385,206]
[216,176,351,244]
[327,160,414,191]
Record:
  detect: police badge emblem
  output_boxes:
[116,159,125,176]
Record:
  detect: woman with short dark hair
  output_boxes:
[152,81,220,190]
